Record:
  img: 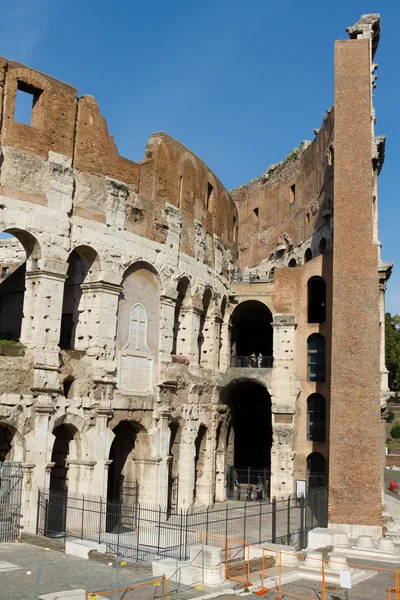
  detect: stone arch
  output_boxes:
[304,247,313,263]
[0,422,25,462]
[52,413,86,462]
[0,228,42,342]
[219,379,272,472]
[172,276,192,356]
[198,287,213,366]
[288,257,297,268]
[167,419,182,513]
[49,423,79,493]
[230,300,273,368]
[193,423,208,505]
[106,420,150,510]
[59,245,101,350]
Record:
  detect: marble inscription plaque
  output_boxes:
[120,355,152,393]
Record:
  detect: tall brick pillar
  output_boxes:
[329,16,382,536]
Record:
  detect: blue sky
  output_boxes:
[0,0,398,313]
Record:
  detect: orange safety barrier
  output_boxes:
[200,531,400,600]
[85,575,168,600]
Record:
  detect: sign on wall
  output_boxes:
[118,303,153,395]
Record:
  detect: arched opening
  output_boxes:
[307,394,326,441]
[308,277,326,323]
[194,424,208,504]
[172,278,190,356]
[230,301,273,368]
[307,452,326,488]
[198,288,212,365]
[218,298,227,369]
[304,248,312,263]
[0,424,14,462]
[319,238,326,255]
[59,246,99,350]
[48,424,74,534]
[0,230,40,342]
[50,425,74,493]
[220,380,272,496]
[307,334,326,382]
[167,422,181,514]
[288,258,297,268]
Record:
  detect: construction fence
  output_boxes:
[86,575,168,600]
[37,487,327,561]
[200,532,400,600]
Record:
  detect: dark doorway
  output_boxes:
[0,424,13,462]
[107,421,137,503]
[194,425,207,503]
[48,425,74,534]
[307,452,326,488]
[221,380,272,470]
[308,277,326,323]
[167,422,180,514]
[230,301,273,364]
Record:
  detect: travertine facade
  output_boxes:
[0,14,391,537]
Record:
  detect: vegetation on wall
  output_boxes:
[386,313,400,392]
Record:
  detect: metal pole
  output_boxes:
[272,498,276,544]
[287,495,291,544]
[279,551,282,593]
[98,497,102,544]
[299,495,305,549]
[259,497,262,544]
[36,489,41,535]
[321,556,327,600]
[81,495,84,540]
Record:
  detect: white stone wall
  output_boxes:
[0,145,304,534]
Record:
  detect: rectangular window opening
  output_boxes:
[306,212,310,223]
[253,207,259,232]
[14,82,43,127]
[290,184,296,204]
[206,183,214,212]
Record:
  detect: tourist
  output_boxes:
[389,479,399,493]
[257,353,263,368]
[247,485,253,501]
[251,352,257,367]
[255,483,263,501]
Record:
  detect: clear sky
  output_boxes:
[0,0,398,313]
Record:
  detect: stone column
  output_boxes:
[269,314,298,499]
[200,315,219,370]
[177,420,197,509]
[156,410,172,507]
[20,463,36,535]
[76,281,122,365]
[23,404,55,533]
[159,295,176,367]
[178,307,202,366]
[219,322,231,372]
[21,260,68,391]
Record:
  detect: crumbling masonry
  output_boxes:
[0,14,391,538]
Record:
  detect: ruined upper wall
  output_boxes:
[0,58,237,264]
[231,108,334,270]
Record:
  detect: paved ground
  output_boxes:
[0,542,232,600]
[0,542,152,599]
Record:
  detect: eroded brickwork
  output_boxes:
[0,13,391,539]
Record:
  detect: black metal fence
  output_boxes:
[226,466,270,501]
[230,355,273,368]
[0,462,23,542]
[37,487,327,561]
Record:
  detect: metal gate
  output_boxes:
[0,462,22,541]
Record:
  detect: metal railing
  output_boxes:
[36,487,327,560]
[231,272,274,284]
[230,355,273,368]
[0,462,22,542]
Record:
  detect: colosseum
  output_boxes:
[0,13,391,540]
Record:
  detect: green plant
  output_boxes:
[387,410,396,423]
[391,422,400,439]
[0,339,19,345]
[146,151,153,158]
